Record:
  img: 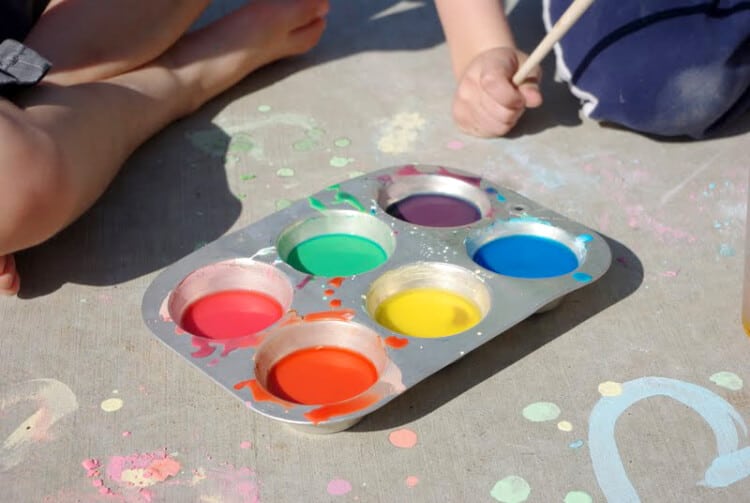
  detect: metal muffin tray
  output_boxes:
[141,164,612,433]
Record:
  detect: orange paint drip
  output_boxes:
[329,299,342,308]
[324,289,335,296]
[385,336,409,349]
[234,379,290,407]
[328,277,345,288]
[278,310,304,326]
[304,393,380,424]
[303,309,355,322]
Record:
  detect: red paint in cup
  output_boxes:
[180,290,284,340]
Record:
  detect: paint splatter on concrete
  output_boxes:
[327,478,352,496]
[276,167,295,177]
[257,105,271,113]
[77,458,258,501]
[564,490,593,503]
[377,112,426,154]
[228,133,256,154]
[334,137,351,148]
[446,140,465,150]
[240,441,252,449]
[522,402,561,422]
[100,398,123,412]
[388,428,418,448]
[557,421,573,432]
[405,475,420,488]
[106,451,181,488]
[719,243,736,257]
[330,156,355,168]
[569,439,585,449]
[293,127,326,152]
[490,475,531,503]
[598,381,623,397]
[0,379,78,472]
[710,371,743,391]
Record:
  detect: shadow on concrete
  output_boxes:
[16,118,242,297]
[353,235,643,432]
[14,0,452,297]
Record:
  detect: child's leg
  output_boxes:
[0,0,329,295]
[24,0,214,86]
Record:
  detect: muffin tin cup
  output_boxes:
[142,164,612,433]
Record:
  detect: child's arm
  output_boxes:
[435,0,542,137]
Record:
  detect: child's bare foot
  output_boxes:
[0,254,20,296]
[160,0,330,112]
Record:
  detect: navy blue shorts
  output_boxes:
[544,0,750,137]
[0,0,51,97]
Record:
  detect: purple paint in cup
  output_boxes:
[386,194,482,227]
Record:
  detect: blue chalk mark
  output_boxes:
[576,234,593,244]
[702,446,750,487]
[570,439,585,449]
[497,193,507,202]
[589,377,749,502]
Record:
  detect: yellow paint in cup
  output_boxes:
[374,287,482,338]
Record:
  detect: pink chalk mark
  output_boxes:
[446,140,464,150]
[388,428,418,449]
[82,458,100,471]
[395,165,421,176]
[122,431,132,437]
[406,475,420,488]
[327,478,353,496]
[240,441,252,449]
[106,451,180,485]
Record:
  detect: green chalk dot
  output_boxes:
[276,167,295,178]
[330,156,354,168]
[348,171,365,179]
[228,133,256,153]
[240,174,256,181]
[306,127,325,140]
[293,138,317,151]
[490,476,531,503]
[564,491,593,503]
[710,371,743,391]
[334,137,351,148]
[257,105,271,113]
[522,402,561,422]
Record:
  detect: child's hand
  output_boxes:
[452,47,542,137]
